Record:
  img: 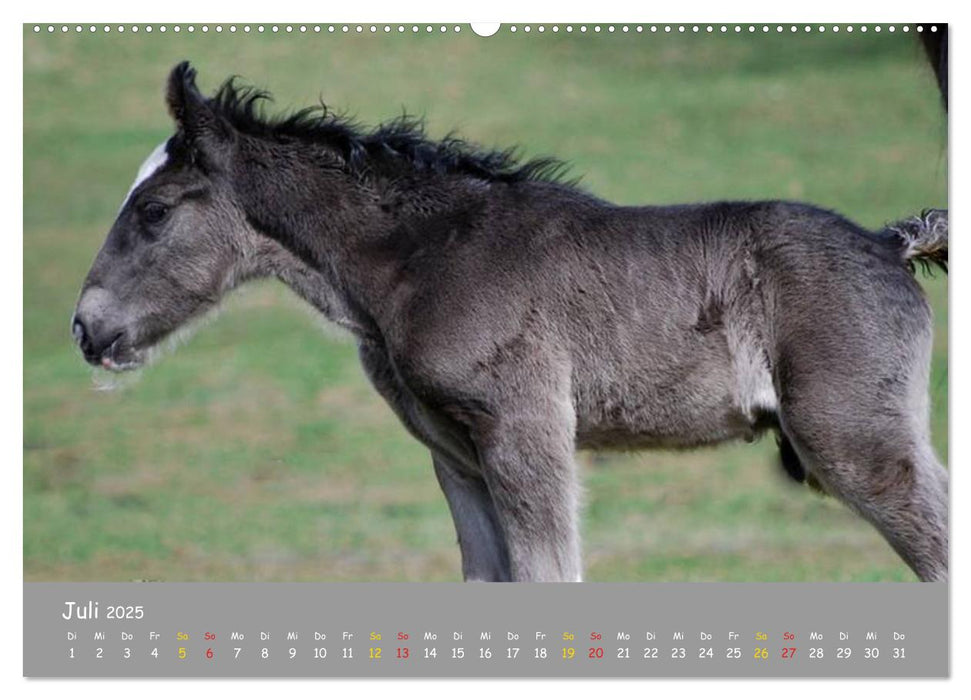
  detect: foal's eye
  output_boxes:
[140,202,170,225]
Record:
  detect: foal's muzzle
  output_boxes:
[72,287,140,370]
[71,312,123,366]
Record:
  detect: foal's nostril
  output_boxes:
[70,314,101,359]
[71,316,87,346]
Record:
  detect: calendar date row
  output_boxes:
[65,644,910,662]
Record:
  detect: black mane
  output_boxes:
[207,78,575,185]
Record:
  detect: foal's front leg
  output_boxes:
[473,404,583,582]
[433,451,512,582]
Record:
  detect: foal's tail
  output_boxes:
[884,209,948,274]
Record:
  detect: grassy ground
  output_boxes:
[23,26,947,581]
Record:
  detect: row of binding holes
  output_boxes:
[33,24,939,34]
[510,25,935,33]
[32,25,464,33]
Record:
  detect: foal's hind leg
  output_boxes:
[769,255,947,580]
[784,424,948,581]
[778,355,947,581]
[433,451,511,581]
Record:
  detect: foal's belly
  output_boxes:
[574,399,758,451]
[571,348,777,451]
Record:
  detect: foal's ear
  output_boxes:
[165,61,233,168]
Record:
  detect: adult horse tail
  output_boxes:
[884,209,948,274]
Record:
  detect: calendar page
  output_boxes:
[22,20,949,679]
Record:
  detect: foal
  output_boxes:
[73,63,948,582]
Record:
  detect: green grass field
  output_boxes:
[23,26,947,582]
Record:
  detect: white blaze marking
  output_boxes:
[119,141,169,211]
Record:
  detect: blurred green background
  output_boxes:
[24,25,947,582]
